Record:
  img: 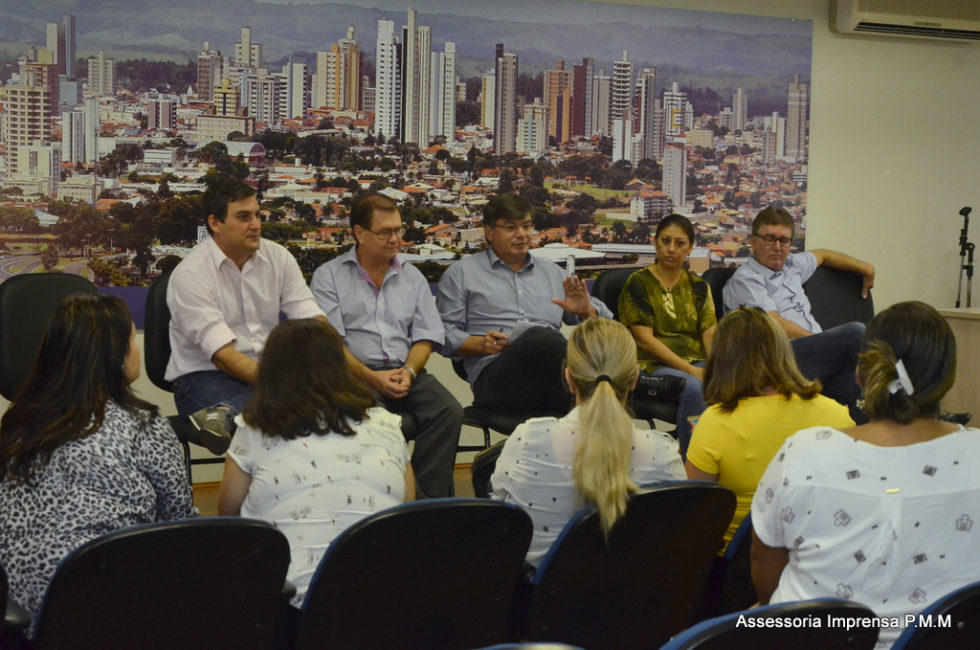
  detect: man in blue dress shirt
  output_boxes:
[437,193,612,415]
[723,206,875,422]
[311,194,462,498]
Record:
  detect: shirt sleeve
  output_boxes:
[724,266,778,313]
[435,263,470,356]
[136,413,199,521]
[750,438,792,548]
[168,263,238,362]
[686,406,724,476]
[408,267,445,346]
[227,424,258,476]
[795,252,819,284]
[309,263,347,337]
[277,247,325,321]
[698,281,718,330]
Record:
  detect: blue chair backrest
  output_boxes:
[892,579,980,649]
[660,598,880,650]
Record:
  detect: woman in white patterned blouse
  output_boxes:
[751,301,980,648]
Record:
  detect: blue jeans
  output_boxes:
[791,321,867,424]
[650,362,706,458]
[172,370,252,418]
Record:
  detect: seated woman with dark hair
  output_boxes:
[686,307,853,552]
[491,317,684,565]
[618,214,716,455]
[218,319,413,605]
[751,301,980,647]
[0,294,197,625]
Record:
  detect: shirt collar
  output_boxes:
[203,235,266,270]
[344,245,404,273]
[747,255,781,278]
[486,246,533,271]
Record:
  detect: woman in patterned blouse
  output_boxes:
[618,214,717,455]
[751,301,980,647]
[218,319,413,605]
[0,294,196,628]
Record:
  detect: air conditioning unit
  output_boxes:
[831,0,980,41]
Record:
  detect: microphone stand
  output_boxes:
[956,206,974,308]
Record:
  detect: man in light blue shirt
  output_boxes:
[311,194,462,498]
[724,206,875,421]
[437,193,612,415]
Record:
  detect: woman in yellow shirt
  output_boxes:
[685,307,853,551]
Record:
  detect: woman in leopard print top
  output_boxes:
[0,293,197,630]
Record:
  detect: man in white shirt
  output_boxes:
[166,173,325,453]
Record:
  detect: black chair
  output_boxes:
[523,482,736,650]
[589,266,642,320]
[144,270,226,476]
[700,266,735,320]
[451,358,541,453]
[660,598,880,650]
[1,563,31,649]
[0,273,98,399]
[294,498,533,650]
[803,265,875,329]
[590,266,681,426]
[471,439,507,498]
[32,518,290,650]
[698,511,757,620]
[892,579,980,649]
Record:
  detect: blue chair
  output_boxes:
[32,518,289,650]
[698,512,757,619]
[523,482,736,650]
[892,579,980,649]
[660,598,879,649]
[294,498,533,650]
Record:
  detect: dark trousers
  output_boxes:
[791,321,867,424]
[381,370,463,499]
[473,326,571,417]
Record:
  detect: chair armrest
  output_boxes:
[5,597,31,631]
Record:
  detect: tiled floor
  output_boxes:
[193,464,476,516]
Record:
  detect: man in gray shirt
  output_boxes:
[724,206,875,421]
[437,193,611,415]
[311,194,462,498]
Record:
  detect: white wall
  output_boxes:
[591,0,980,310]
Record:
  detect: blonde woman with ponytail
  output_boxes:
[491,318,684,565]
[751,301,980,648]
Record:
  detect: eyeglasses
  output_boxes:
[492,222,534,234]
[754,234,792,248]
[368,226,405,240]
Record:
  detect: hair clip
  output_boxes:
[889,359,914,396]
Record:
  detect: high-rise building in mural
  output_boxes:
[611,50,633,127]
[732,87,747,132]
[197,41,223,104]
[494,44,518,154]
[572,57,593,138]
[663,143,687,208]
[4,62,58,176]
[235,27,262,69]
[786,75,808,161]
[430,41,456,140]
[86,51,115,98]
[401,9,431,145]
[374,18,401,141]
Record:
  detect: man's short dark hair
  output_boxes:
[203,172,256,234]
[349,193,399,231]
[483,193,531,228]
[752,206,795,238]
